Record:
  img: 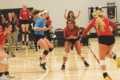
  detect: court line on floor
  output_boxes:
[14,59,49,80]
[88,46,112,80]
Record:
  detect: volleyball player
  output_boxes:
[0,22,15,80]
[19,4,31,46]
[61,18,89,70]
[80,11,120,80]
[31,9,53,70]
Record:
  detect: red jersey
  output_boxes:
[14,17,19,31]
[82,17,117,37]
[0,28,8,45]
[19,9,31,20]
[63,26,79,39]
[46,17,52,26]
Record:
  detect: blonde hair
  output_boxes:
[92,11,105,32]
[31,9,45,22]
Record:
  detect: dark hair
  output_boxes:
[67,18,81,32]
[67,11,75,20]
[3,22,12,31]
[12,12,16,19]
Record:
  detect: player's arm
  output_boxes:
[80,19,95,43]
[75,10,81,19]
[64,9,67,19]
[73,31,79,39]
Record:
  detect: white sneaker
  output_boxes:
[0,74,9,80]
[6,74,15,78]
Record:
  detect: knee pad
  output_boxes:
[100,60,105,66]
[22,32,25,34]
[6,58,9,64]
[78,53,84,57]
[43,50,49,55]
[49,48,53,52]
[64,52,69,57]
[26,32,29,34]
[1,58,7,64]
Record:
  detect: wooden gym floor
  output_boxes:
[8,37,120,80]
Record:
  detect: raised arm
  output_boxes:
[64,9,67,19]
[75,10,81,19]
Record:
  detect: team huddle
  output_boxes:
[0,4,120,80]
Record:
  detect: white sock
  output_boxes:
[22,38,24,41]
[41,60,45,64]
[26,38,29,42]
[103,70,107,73]
[63,61,66,65]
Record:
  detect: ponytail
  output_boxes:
[95,16,105,32]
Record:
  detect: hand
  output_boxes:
[79,10,81,13]
[29,16,31,19]
[17,28,20,30]
[65,9,67,12]
[72,36,76,39]
[20,17,22,20]
[0,25,2,28]
[43,27,48,31]
[70,35,73,39]
[80,43,83,48]
[48,26,53,30]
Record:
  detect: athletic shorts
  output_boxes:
[21,20,29,24]
[98,36,115,45]
[65,37,80,44]
[34,34,44,43]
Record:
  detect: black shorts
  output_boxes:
[34,34,44,42]
[21,20,29,24]
[98,36,115,45]
[65,37,80,44]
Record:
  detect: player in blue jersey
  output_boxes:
[31,9,53,70]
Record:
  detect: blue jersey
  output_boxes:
[34,17,45,35]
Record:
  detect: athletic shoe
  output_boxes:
[22,41,25,45]
[61,64,65,70]
[5,74,15,78]
[40,63,47,70]
[39,57,46,65]
[6,51,9,54]
[16,49,18,51]
[11,54,15,57]
[117,57,120,68]
[0,74,9,80]
[84,61,89,67]
[26,42,28,46]
[104,76,109,80]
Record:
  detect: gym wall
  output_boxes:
[0,0,120,33]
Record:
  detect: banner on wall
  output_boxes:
[107,7,115,19]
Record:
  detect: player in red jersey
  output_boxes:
[80,11,120,80]
[61,18,89,70]
[0,22,15,80]
[19,4,31,46]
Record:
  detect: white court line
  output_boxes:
[14,59,49,80]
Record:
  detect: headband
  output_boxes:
[40,10,48,15]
